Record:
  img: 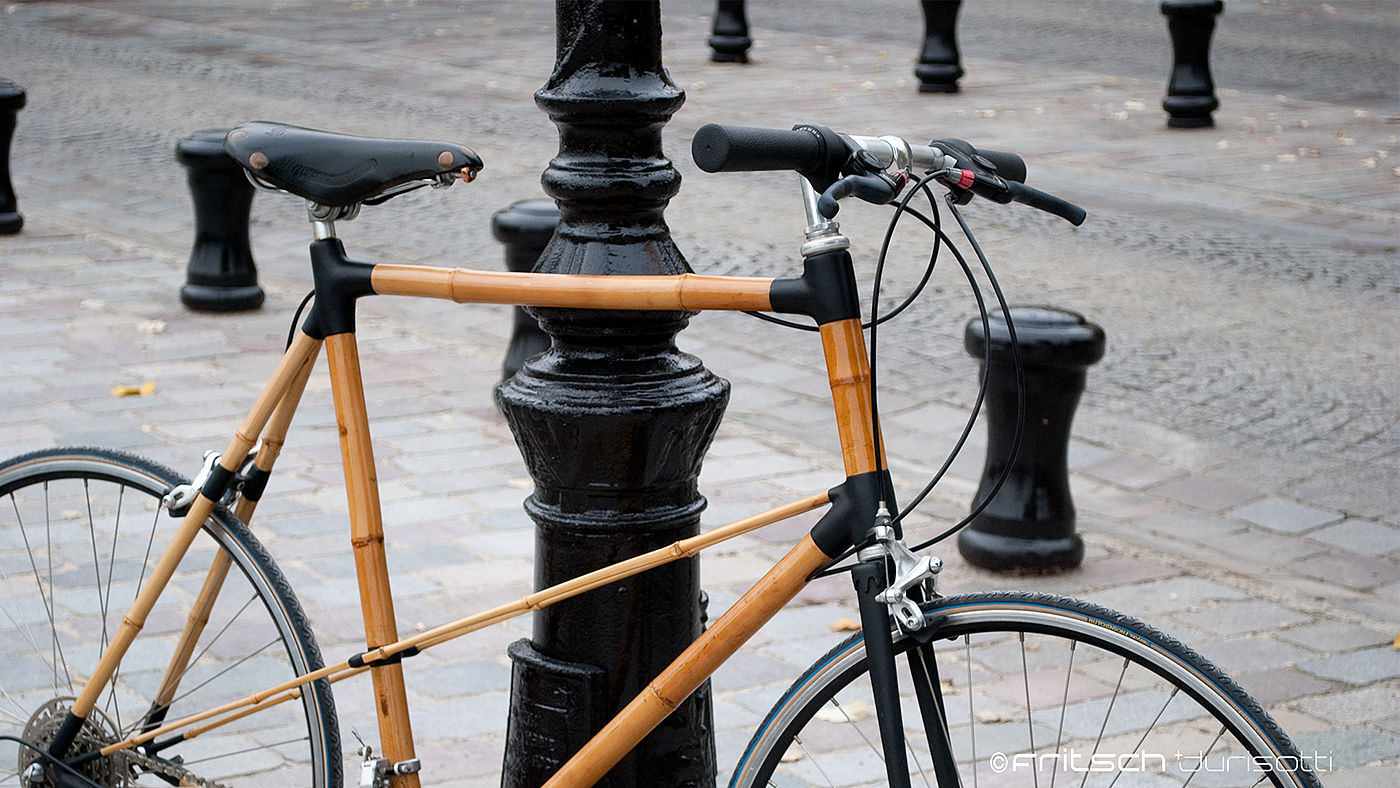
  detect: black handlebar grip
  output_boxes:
[974,149,1027,184]
[693,124,824,174]
[1004,181,1087,226]
[931,138,1026,184]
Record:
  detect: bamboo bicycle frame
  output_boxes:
[68,259,888,787]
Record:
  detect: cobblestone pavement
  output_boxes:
[1,1,1397,785]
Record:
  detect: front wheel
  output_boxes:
[0,448,340,788]
[732,590,1321,788]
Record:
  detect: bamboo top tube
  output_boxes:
[372,265,775,312]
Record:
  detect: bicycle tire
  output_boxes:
[0,447,341,788]
[731,590,1322,788]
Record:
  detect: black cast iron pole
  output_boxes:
[0,79,26,235]
[915,0,963,93]
[1161,0,1224,128]
[958,307,1105,572]
[496,2,723,786]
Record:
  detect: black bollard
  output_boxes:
[708,0,752,63]
[958,307,1105,572]
[914,0,963,94]
[490,199,558,380]
[176,130,264,311]
[1161,0,1223,128]
[496,2,723,787]
[0,79,25,235]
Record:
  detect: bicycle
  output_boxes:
[0,119,1322,788]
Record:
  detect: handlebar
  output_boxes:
[692,123,1084,226]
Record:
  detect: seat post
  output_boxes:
[307,201,359,241]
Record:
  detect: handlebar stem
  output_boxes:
[799,178,850,257]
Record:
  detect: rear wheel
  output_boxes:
[732,590,1321,788]
[0,448,340,788]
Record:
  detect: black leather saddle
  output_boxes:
[223,121,482,207]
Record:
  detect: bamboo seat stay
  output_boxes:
[65,334,324,722]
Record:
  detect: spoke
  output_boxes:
[792,735,839,788]
[2,535,48,668]
[47,482,68,692]
[13,485,74,693]
[85,479,113,658]
[906,736,934,788]
[1049,640,1077,788]
[101,485,125,648]
[965,634,978,788]
[105,661,125,735]
[165,637,279,712]
[134,499,164,602]
[0,686,35,724]
[1078,657,1129,788]
[103,485,127,734]
[828,695,884,762]
[1019,632,1039,788]
[180,734,310,766]
[1181,725,1227,788]
[6,493,49,655]
[1105,686,1178,788]
[149,593,261,724]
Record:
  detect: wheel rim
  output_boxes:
[0,451,334,787]
[735,593,1317,788]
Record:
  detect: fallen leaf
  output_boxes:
[940,678,957,696]
[830,618,861,632]
[135,319,167,334]
[976,708,1012,724]
[1392,632,1399,649]
[110,381,156,397]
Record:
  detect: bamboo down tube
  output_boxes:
[543,535,835,788]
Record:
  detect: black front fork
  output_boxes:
[853,555,961,788]
[853,558,913,787]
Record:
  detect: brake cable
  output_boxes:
[809,178,1028,578]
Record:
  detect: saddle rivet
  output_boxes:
[249,151,268,169]
[228,130,247,141]
[438,150,454,168]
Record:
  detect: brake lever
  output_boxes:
[817,171,907,218]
